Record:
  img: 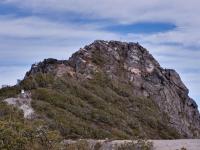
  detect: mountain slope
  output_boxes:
[0,40,199,148]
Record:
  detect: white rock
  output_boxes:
[20,104,34,119]
[129,67,141,75]
[4,92,34,119]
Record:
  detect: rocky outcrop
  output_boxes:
[25,58,68,77]
[4,91,34,119]
[25,40,200,138]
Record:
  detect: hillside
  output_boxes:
[0,40,199,149]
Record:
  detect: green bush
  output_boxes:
[20,73,54,90]
[0,86,20,99]
[0,121,29,150]
[0,120,64,150]
[91,49,105,66]
[29,72,181,139]
[65,140,90,150]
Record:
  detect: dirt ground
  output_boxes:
[64,139,200,150]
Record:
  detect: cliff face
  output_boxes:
[24,40,199,138]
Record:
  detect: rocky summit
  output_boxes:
[0,40,199,149]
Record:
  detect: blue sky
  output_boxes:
[0,0,199,109]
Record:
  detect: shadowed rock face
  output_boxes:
[26,40,200,138]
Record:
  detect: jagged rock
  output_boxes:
[25,40,200,138]
[26,58,68,77]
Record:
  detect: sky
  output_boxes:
[0,0,199,108]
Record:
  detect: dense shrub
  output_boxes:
[0,86,20,99]
[20,73,54,90]
[65,140,90,150]
[0,101,63,150]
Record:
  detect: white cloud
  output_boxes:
[2,0,200,25]
[0,15,117,39]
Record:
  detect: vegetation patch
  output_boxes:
[0,70,181,149]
